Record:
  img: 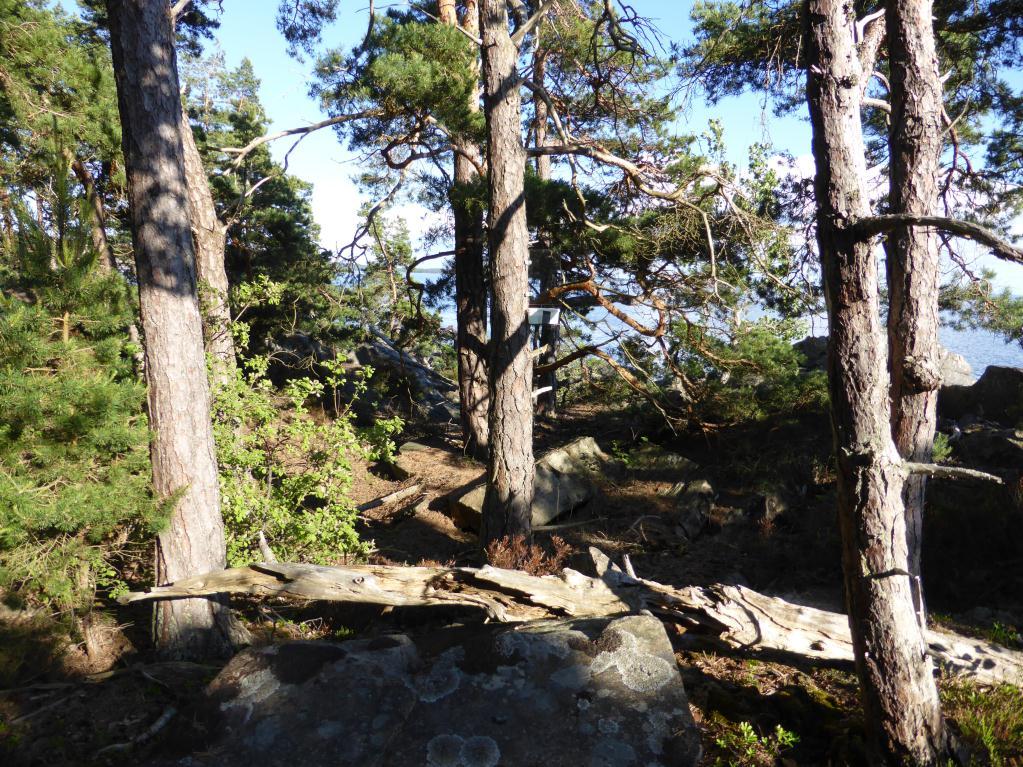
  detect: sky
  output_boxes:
[209,0,1023,295]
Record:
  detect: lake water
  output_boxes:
[433,301,1022,382]
[941,326,1023,380]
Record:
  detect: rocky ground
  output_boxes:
[3,364,1023,765]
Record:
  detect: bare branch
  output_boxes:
[221,110,381,167]
[170,0,192,23]
[862,96,891,113]
[852,214,1023,265]
[904,462,1004,484]
[510,0,559,47]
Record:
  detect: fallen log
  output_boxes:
[356,483,423,512]
[119,554,1023,686]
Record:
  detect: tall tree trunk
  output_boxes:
[479,0,534,545]
[804,0,946,762]
[180,104,237,388]
[69,157,118,274]
[886,0,944,582]
[532,48,559,418]
[106,0,233,659]
[441,0,490,456]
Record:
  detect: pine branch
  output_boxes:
[852,214,1023,265]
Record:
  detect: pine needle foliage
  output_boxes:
[0,174,156,612]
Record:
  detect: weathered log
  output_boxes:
[356,483,424,512]
[119,557,1023,686]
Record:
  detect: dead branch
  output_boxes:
[119,556,1023,686]
[356,483,424,512]
[222,110,381,167]
[904,462,1004,484]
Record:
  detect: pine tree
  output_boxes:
[105,0,234,659]
[0,153,154,614]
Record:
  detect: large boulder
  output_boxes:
[451,437,622,530]
[796,335,976,387]
[155,616,702,767]
[940,366,1023,426]
[938,347,974,387]
[354,328,460,423]
[793,335,828,372]
[627,444,699,478]
[952,426,1023,469]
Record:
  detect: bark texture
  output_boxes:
[479,0,534,545]
[804,0,946,762]
[441,0,490,456]
[106,0,233,659]
[886,0,944,580]
[180,104,237,388]
[69,157,118,274]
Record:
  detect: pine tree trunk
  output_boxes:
[69,157,118,274]
[804,0,946,762]
[441,0,490,457]
[105,0,233,660]
[479,0,533,545]
[886,0,944,581]
[180,104,237,388]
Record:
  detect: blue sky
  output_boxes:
[210,0,1023,294]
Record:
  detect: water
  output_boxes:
[940,326,1023,380]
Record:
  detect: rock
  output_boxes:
[628,444,699,478]
[940,366,1023,426]
[449,483,487,530]
[354,329,460,424]
[798,336,975,387]
[675,479,714,540]
[383,440,438,481]
[157,616,702,767]
[451,437,621,531]
[793,335,828,372]
[747,491,788,526]
[952,426,1023,468]
[938,347,974,387]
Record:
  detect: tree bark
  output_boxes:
[886,0,944,581]
[105,0,233,659]
[69,157,118,274]
[479,0,534,545]
[179,104,237,388]
[441,0,490,457]
[532,48,559,418]
[804,0,946,762]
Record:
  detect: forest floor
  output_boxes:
[2,403,1023,765]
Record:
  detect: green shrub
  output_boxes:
[213,354,401,566]
[0,207,156,611]
[941,679,1023,766]
[680,318,829,425]
[713,719,799,767]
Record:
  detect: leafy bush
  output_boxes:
[213,354,401,566]
[713,719,799,767]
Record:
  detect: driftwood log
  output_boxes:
[120,549,1023,686]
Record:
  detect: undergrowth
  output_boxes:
[484,535,573,576]
[941,679,1023,766]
